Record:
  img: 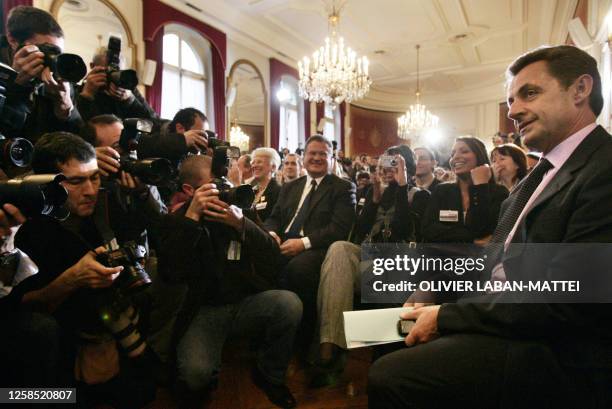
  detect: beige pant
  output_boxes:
[317,241,362,349]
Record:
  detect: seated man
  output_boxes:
[157,154,302,409]
[264,135,356,348]
[15,132,156,409]
[77,47,156,122]
[1,6,82,142]
[280,153,302,184]
[314,145,429,386]
[368,45,612,409]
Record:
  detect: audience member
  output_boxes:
[313,145,428,387]
[422,136,508,245]
[280,153,302,184]
[491,143,528,191]
[251,147,281,222]
[157,153,301,408]
[526,151,541,172]
[264,135,356,349]
[369,44,612,409]
[413,147,440,192]
[237,153,254,184]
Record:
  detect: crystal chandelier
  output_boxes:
[297,2,372,109]
[398,45,439,140]
[229,122,250,153]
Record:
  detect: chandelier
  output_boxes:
[397,45,439,140]
[229,122,250,152]
[297,2,371,109]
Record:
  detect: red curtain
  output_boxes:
[2,0,33,34]
[339,102,346,150]
[349,104,404,156]
[144,26,163,115]
[315,103,325,133]
[143,0,227,138]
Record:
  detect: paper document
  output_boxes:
[343,307,414,349]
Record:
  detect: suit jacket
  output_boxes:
[264,173,356,249]
[438,126,612,371]
[253,178,281,222]
[422,182,509,243]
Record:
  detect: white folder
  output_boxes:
[343,307,415,349]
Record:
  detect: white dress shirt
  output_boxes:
[285,174,325,250]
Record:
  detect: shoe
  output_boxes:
[252,367,297,408]
[309,348,347,388]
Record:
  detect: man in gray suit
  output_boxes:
[369,45,612,409]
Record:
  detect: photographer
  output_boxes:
[0,6,82,142]
[14,132,156,409]
[137,107,209,166]
[157,153,302,408]
[81,114,167,250]
[77,47,156,122]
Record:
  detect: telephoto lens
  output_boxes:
[0,137,33,168]
[0,174,68,219]
[120,157,175,186]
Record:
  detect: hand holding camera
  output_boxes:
[392,154,408,186]
[95,146,121,176]
[0,203,26,238]
[183,129,208,152]
[11,45,45,85]
[64,246,122,290]
[80,66,107,99]
[105,81,132,102]
[185,183,220,222]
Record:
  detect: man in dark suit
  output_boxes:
[368,45,612,409]
[264,135,356,343]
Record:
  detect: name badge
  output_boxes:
[256,202,268,210]
[227,240,241,261]
[358,197,366,204]
[439,210,459,222]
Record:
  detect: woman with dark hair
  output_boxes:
[422,136,508,244]
[491,143,528,191]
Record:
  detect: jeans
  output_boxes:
[175,290,302,392]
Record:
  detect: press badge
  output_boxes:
[227,240,241,260]
[439,210,459,222]
[256,202,267,210]
[358,197,366,205]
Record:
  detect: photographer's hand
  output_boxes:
[119,171,147,195]
[371,167,383,204]
[63,247,123,289]
[470,164,492,185]
[183,130,209,152]
[185,183,219,222]
[95,146,121,176]
[80,66,107,99]
[394,154,408,187]
[105,82,133,102]
[12,45,45,85]
[41,68,73,120]
[204,203,244,231]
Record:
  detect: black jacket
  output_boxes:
[422,181,508,243]
[76,85,156,122]
[438,126,612,400]
[352,183,430,244]
[264,173,356,249]
[157,203,281,349]
[253,178,280,222]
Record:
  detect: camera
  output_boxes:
[96,241,151,296]
[0,174,68,219]
[113,118,174,185]
[106,36,138,91]
[0,136,33,168]
[209,131,254,209]
[380,155,398,168]
[29,43,87,83]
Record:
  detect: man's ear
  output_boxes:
[181,184,195,197]
[6,33,19,51]
[176,123,186,134]
[573,74,594,106]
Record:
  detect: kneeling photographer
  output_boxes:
[157,149,302,409]
[14,132,157,409]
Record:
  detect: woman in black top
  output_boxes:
[422,136,508,244]
[251,147,281,222]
